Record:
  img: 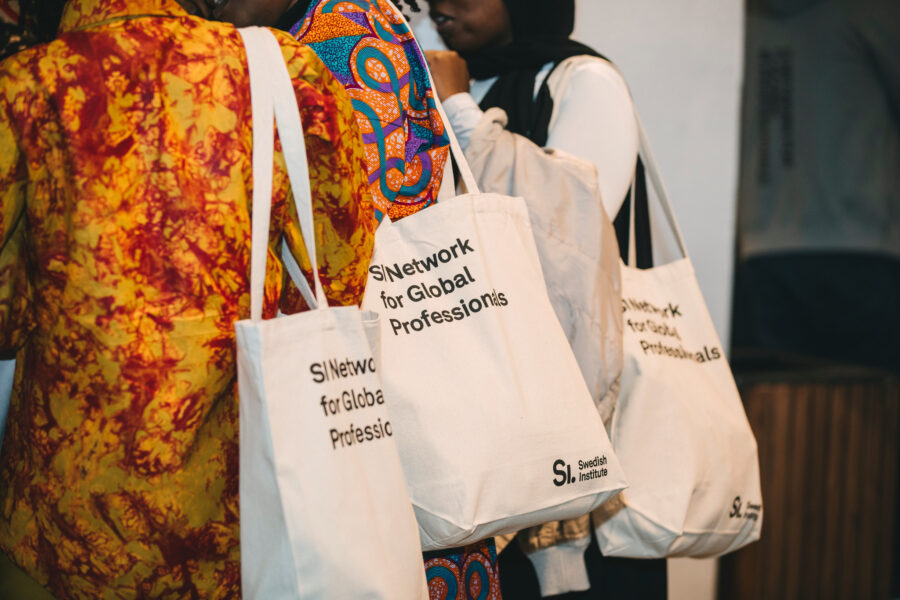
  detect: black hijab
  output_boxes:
[465,0,603,146]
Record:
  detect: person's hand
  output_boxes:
[425,50,471,101]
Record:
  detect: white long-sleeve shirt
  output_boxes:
[443,56,639,218]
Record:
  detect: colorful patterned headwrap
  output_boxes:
[292,0,450,221]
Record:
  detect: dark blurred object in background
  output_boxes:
[733,1,900,596]
[733,0,900,375]
[0,0,35,58]
[1,0,69,60]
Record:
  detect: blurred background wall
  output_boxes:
[572,0,744,350]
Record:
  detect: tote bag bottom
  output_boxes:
[417,492,620,552]
[596,505,762,558]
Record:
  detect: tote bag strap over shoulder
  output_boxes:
[611,58,689,267]
[240,26,326,318]
[632,110,689,261]
[389,9,480,198]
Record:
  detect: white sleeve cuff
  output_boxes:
[440,92,484,151]
[526,537,592,597]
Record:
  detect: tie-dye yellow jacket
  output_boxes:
[0,0,375,597]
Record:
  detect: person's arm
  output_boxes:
[545,58,638,218]
[429,52,638,216]
[441,91,484,153]
[526,535,593,596]
[277,37,377,310]
[0,56,34,352]
[425,49,485,152]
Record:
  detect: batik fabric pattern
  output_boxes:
[0,0,375,597]
[425,539,503,600]
[292,0,450,221]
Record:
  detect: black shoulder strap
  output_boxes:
[613,157,653,269]
[537,55,653,269]
[483,53,652,265]
[529,53,610,147]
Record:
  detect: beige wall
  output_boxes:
[573,0,744,349]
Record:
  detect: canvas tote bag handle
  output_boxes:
[389,7,481,197]
[628,108,690,262]
[241,26,326,319]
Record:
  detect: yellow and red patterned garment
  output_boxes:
[292,0,450,221]
[0,0,375,597]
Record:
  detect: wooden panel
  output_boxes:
[769,384,792,597]
[718,369,899,600]
[855,385,878,600]
[802,383,829,600]
[782,385,808,600]
[874,387,899,599]
[838,385,863,600]
[820,384,846,600]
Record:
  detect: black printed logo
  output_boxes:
[553,459,576,486]
[553,457,609,487]
[729,496,762,521]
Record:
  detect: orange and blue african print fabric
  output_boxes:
[425,539,503,600]
[293,5,504,598]
[0,0,375,597]
[292,0,450,221]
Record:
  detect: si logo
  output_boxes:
[728,495,762,520]
[553,459,576,486]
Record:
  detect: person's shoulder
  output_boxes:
[269,27,357,127]
[0,40,61,101]
[268,27,336,85]
[557,55,628,88]
[549,55,631,103]
[0,43,42,76]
